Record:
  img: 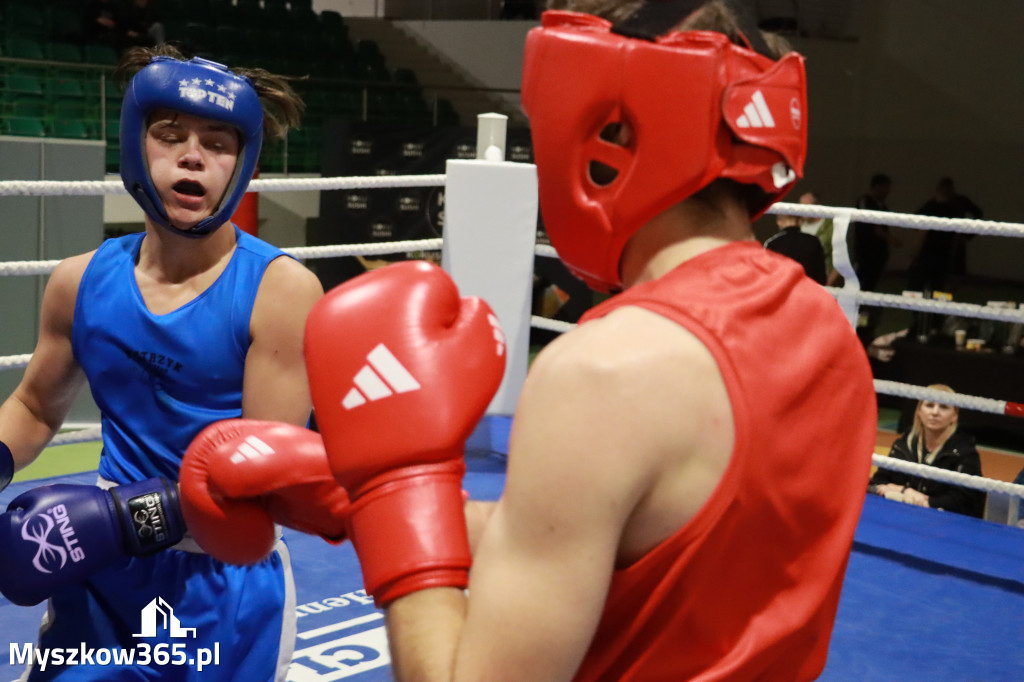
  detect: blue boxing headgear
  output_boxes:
[120,56,263,237]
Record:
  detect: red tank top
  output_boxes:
[573,242,876,681]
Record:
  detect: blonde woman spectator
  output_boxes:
[870,384,986,518]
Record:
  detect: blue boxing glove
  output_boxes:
[0,440,12,492]
[0,478,184,606]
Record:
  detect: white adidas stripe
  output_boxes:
[736,90,776,129]
[354,364,393,401]
[367,344,421,392]
[342,343,422,410]
[230,435,274,464]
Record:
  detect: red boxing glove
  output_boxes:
[305,261,505,606]
[179,419,350,565]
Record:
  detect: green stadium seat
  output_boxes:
[48,42,84,63]
[50,100,89,120]
[52,119,91,139]
[2,117,47,137]
[83,44,119,66]
[323,88,362,120]
[48,76,87,101]
[6,36,45,60]
[106,144,120,174]
[3,73,45,96]
[11,97,47,118]
[259,138,285,173]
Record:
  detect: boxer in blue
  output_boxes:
[0,46,345,680]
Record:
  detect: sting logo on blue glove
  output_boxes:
[21,503,87,573]
[125,492,175,548]
[0,478,184,606]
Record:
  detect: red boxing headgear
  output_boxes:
[521,10,808,291]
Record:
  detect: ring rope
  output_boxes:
[3,178,1022,502]
[0,239,443,277]
[535,244,559,258]
[0,354,32,371]
[768,202,1024,238]
[531,315,575,334]
[49,427,103,447]
[9,327,1016,420]
[537,256,1024,324]
[530,317,1024,418]
[0,178,1018,237]
[0,174,447,197]
[871,453,1024,498]
[40,424,1024,500]
[874,379,1024,418]
[285,239,442,260]
[824,288,1024,323]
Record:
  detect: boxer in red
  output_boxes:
[186,1,878,679]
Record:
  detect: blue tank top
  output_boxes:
[72,227,288,483]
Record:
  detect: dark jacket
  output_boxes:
[764,227,827,285]
[870,430,986,518]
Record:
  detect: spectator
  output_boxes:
[869,384,986,518]
[121,0,166,49]
[797,190,841,285]
[82,0,120,47]
[850,173,896,292]
[908,177,983,292]
[850,173,899,345]
[764,203,827,284]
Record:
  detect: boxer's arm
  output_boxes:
[464,500,496,555]
[0,255,90,471]
[386,311,714,681]
[243,256,323,426]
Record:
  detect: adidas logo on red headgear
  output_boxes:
[735,90,775,129]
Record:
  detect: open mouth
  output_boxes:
[172,179,206,197]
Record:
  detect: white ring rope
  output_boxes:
[0,174,446,197]
[873,380,1013,416]
[42,425,1024,500]
[0,354,32,371]
[285,239,442,260]
[530,318,1021,417]
[3,177,1021,505]
[768,202,1024,239]
[531,315,575,334]
[535,244,558,258]
[871,453,1024,498]
[825,288,1024,323]
[49,427,103,448]
[0,239,443,277]
[250,175,446,192]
